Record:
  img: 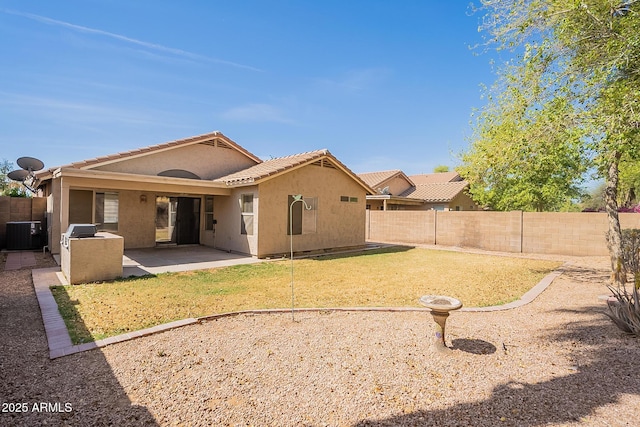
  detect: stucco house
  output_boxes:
[37,131,373,258]
[358,170,478,211]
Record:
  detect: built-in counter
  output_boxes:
[61,232,124,284]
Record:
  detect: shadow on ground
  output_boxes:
[0,254,158,426]
[354,308,639,426]
[312,245,415,262]
[451,338,497,355]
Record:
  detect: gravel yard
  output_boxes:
[1,252,639,426]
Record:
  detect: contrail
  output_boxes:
[2,9,263,72]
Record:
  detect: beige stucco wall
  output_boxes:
[92,143,257,179]
[213,186,258,255]
[256,164,366,258]
[383,176,413,196]
[117,190,158,249]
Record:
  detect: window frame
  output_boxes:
[240,194,254,235]
[95,191,119,231]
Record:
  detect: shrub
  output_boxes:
[606,229,640,335]
[605,286,640,335]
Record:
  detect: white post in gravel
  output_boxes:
[289,195,312,322]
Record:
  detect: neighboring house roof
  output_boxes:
[361,169,471,205]
[215,149,375,193]
[357,170,415,197]
[358,170,413,189]
[39,131,261,175]
[408,172,462,184]
[400,181,469,202]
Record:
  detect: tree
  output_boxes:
[619,156,640,207]
[433,165,450,173]
[470,0,640,285]
[0,159,13,195]
[460,81,588,211]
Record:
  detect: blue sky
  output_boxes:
[1,1,503,176]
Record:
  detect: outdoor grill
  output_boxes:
[61,224,97,248]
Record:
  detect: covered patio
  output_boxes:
[46,245,266,282]
[122,245,265,276]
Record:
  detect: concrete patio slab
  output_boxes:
[122,246,266,276]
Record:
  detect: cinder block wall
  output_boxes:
[0,196,48,249]
[366,210,640,256]
[366,210,435,244]
[523,213,607,256]
[436,211,522,252]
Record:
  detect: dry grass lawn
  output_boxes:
[51,247,562,343]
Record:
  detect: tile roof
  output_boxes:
[51,131,261,171]
[400,181,469,202]
[357,170,405,188]
[408,171,462,184]
[215,150,374,194]
[214,150,328,185]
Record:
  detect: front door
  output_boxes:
[156,196,200,245]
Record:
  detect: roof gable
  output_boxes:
[408,172,462,184]
[357,170,414,194]
[215,149,375,194]
[56,131,262,171]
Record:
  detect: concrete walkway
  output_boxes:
[4,251,36,270]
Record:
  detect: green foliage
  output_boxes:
[0,159,13,194]
[580,182,606,211]
[433,165,450,173]
[460,90,588,211]
[469,1,640,282]
[619,156,640,206]
[6,187,29,198]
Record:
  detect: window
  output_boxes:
[340,195,358,203]
[95,192,119,231]
[240,194,254,235]
[205,196,214,230]
[288,195,317,235]
[455,206,461,211]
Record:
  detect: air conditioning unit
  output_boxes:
[6,221,42,250]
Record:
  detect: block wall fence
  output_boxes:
[0,196,47,249]
[365,210,640,256]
